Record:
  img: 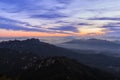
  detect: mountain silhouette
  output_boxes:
[0,38,78,57]
[59,38,120,52]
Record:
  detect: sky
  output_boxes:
[0,0,120,38]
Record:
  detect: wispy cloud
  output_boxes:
[48,26,78,32]
[0,23,43,32]
[89,17,120,21]
[55,0,73,4]
[31,13,68,19]
[78,23,93,26]
[102,22,120,31]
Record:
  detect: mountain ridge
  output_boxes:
[59,38,120,52]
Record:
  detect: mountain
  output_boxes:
[58,38,120,52]
[0,49,119,80]
[0,38,78,57]
[114,40,120,44]
[1,39,120,74]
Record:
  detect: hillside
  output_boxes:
[0,48,119,80]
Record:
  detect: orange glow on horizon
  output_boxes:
[0,28,106,37]
[0,29,70,37]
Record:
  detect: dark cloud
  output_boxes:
[103,25,120,31]
[0,23,45,32]
[102,22,120,28]
[0,17,22,24]
[55,21,70,23]
[114,22,120,25]
[0,16,76,34]
[31,13,68,19]
[103,25,120,28]
[102,22,120,33]
[78,23,92,26]
[0,17,31,26]
[55,0,72,4]
[49,26,78,32]
[89,17,120,21]
[0,17,38,29]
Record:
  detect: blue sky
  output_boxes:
[0,0,120,37]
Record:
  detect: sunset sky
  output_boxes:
[0,0,120,37]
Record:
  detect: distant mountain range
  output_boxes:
[58,38,120,53]
[114,40,120,44]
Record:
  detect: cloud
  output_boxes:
[0,0,67,13]
[31,13,68,19]
[0,23,45,32]
[0,17,20,23]
[0,0,30,13]
[55,21,70,23]
[0,16,36,29]
[48,26,78,32]
[55,0,72,4]
[0,0,28,5]
[78,23,93,26]
[89,17,120,21]
[0,0,120,37]
[101,22,120,35]
[102,22,120,28]
[0,17,27,24]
